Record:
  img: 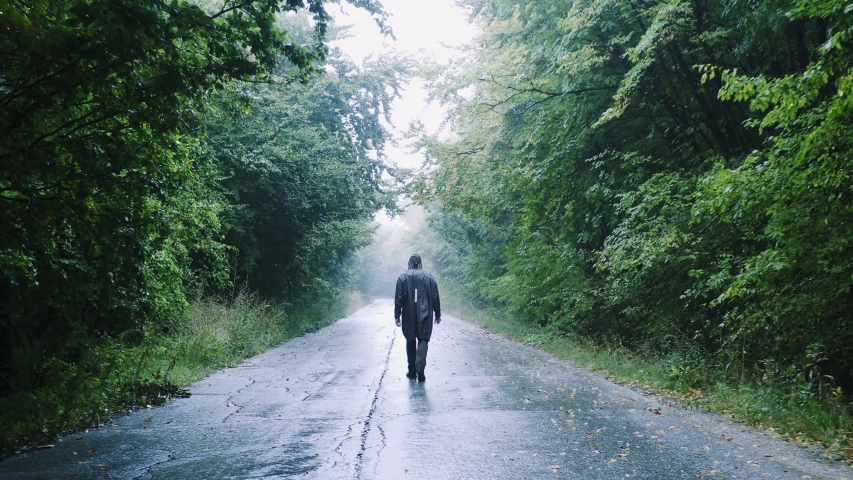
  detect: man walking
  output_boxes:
[394,253,441,382]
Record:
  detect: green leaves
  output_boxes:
[202,50,407,300]
[419,0,853,394]
[0,0,397,402]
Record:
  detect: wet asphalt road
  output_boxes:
[1,299,849,479]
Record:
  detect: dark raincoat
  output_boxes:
[394,254,441,341]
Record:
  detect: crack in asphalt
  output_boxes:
[372,423,387,479]
[353,334,395,480]
[131,451,175,480]
[5,303,851,479]
[135,442,323,478]
[331,420,360,469]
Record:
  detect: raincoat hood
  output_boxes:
[408,253,422,270]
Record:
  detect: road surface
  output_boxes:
[0,299,847,479]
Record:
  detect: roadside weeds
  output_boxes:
[444,295,853,464]
[0,290,367,458]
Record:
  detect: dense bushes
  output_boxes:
[417,0,853,397]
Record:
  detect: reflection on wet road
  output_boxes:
[0,300,846,479]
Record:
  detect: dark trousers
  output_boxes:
[406,338,429,374]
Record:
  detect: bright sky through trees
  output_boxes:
[331,0,476,171]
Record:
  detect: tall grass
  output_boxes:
[443,284,853,457]
[0,291,365,457]
[155,291,364,385]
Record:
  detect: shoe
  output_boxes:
[417,368,425,382]
[406,371,417,379]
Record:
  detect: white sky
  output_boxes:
[330,0,476,169]
[329,0,477,224]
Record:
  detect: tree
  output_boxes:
[204,51,407,300]
[0,0,387,393]
[418,0,853,390]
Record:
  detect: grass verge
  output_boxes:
[444,292,853,460]
[0,290,366,457]
[149,290,365,386]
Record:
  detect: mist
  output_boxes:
[355,205,433,299]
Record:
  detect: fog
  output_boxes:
[355,205,435,299]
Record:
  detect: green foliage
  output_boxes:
[0,291,358,454]
[158,291,354,386]
[691,1,853,374]
[0,0,401,452]
[0,0,387,392]
[442,283,853,452]
[418,0,853,413]
[0,332,182,453]
[204,52,406,300]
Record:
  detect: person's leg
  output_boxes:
[415,338,429,381]
[406,339,417,378]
